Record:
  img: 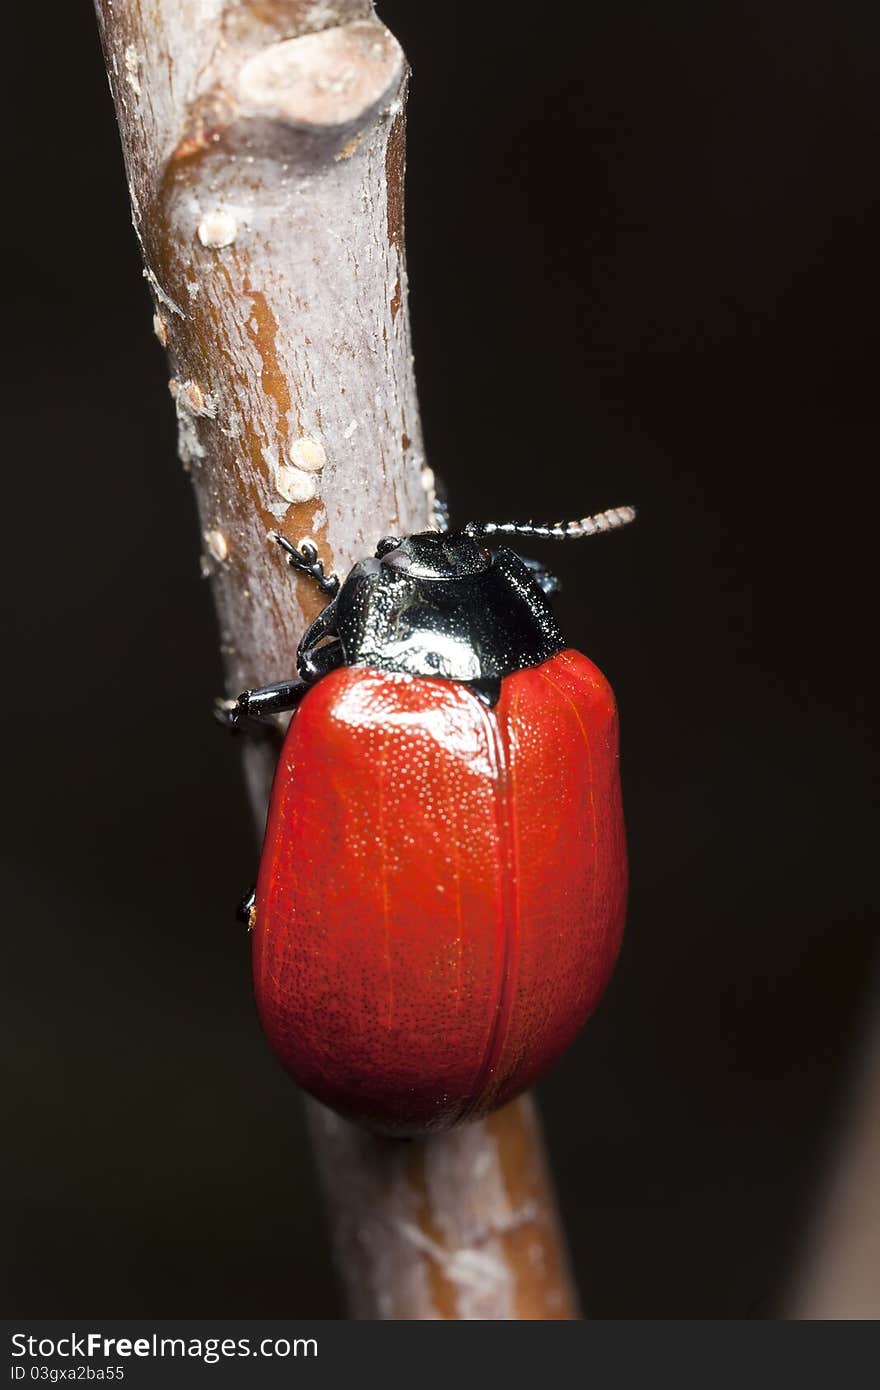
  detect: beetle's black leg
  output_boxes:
[237,885,256,929]
[299,639,345,683]
[466,676,502,707]
[214,677,310,734]
[296,599,346,682]
[297,600,337,659]
[270,533,340,597]
[519,555,561,597]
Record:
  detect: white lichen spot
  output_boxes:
[197,209,238,250]
[220,409,243,441]
[205,529,229,562]
[124,45,141,96]
[176,414,204,469]
[275,464,320,504]
[343,419,359,440]
[168,378,210,467]
[152,312,168,347]
[288,436,327,472]
[173,379,217,418]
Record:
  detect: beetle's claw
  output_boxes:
[214,696,242,732]
[237,886,257,930]
[269,531,340,598]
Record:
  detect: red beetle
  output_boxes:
[223,505,633,1136]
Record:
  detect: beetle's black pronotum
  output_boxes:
[218,504,635,725]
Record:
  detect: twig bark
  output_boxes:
[94,0,579,1319]
[786,989,880,1320]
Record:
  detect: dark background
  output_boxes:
[3,2,877,1318]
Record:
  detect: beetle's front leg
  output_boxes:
[519,554,561,597]
[214,677,310,734]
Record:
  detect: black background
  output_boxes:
[3,2,877,1318]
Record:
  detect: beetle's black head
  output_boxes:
[373,531,492,580]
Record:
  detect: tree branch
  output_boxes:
[786,992,880,1319]
[94,0,579,1319]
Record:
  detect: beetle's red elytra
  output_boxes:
[253,651,626,1136]
[221,505,634,1136]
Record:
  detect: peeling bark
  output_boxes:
[94,0,579,1319]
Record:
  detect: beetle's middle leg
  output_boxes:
[236,885,257,929]
[215,682,309,923]
[214,677,310,735]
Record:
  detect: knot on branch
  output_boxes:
[238,19,403,129]
[172,17,404,163]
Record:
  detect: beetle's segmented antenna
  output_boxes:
[269,532,340,598]
[465,505,636,541]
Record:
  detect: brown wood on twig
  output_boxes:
[93,0,580,1319]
